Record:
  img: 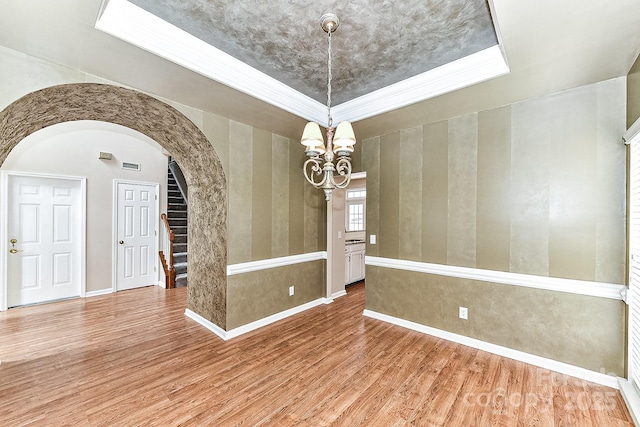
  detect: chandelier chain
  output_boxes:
[327,28,333,129]
[301,13,355,202]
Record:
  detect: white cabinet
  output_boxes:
[345,242,365,285]
[345,252,351,284]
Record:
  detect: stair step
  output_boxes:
[168,204,187,211]
[174,252,187,263]
[174,262,188,275]
[168,210,187,218]
[168,219,187,227]
[168,162,188,288]
[175,274,187,288]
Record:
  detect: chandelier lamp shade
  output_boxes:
[301,13,356,201]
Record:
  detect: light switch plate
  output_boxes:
[370,234,376,244]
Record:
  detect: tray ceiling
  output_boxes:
[96,0,509,125]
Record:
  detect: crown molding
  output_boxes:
[331,46,509,123]
[95,0,326,124]
[96,0,509,125]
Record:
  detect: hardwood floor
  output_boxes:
[0,282,634,426]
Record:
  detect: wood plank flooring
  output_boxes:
[0,282,634,426]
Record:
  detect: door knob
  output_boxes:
[9,239,20,253]
[119,240,124,244]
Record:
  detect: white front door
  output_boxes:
[5,174,85,307]
[115,181,158,291]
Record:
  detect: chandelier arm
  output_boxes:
[329,157,353,189]
[303,157,329,187]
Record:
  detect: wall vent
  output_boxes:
[122,162,141,171]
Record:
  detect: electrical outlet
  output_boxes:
[459,306,468,320]
[289,286,295,296]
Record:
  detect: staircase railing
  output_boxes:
[168,160,188,203]
[159,213,176,289]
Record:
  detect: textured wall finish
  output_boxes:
[362,136,380,258]
[226,260,324,329]
[399,127,423,261]
[271,134,291,258]
[363,78,626,284]
[447,114,478,267]
[209,118,326,266]
[129,0,498,104]
[477,106,511,271]
[362,78,627,373]
[366,266,625,375]
[0,83,228,328]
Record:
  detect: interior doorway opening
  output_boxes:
[0,83,228,329]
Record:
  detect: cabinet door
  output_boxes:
[345,253,351,285]
[350,250,364,282]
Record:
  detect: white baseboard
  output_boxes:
[226,298,325,339]
[186,298,326,340]
[619,378,640,426]
[363,309,620,389]
[331,290,347,299]
[85,288,113,298]
[184,309,227,340]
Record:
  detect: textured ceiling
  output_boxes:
[128,0,498,105]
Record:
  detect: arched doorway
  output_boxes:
[0,83,228,329]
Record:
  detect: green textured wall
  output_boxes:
[205,117,326,265]
[204,115,327,331]
[227,260,324,329]
[367,266,625,375]
[363,78,627,373]
[364,78,626,283]
[628,54,640,128]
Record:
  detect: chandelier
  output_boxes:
[301,13,356,201]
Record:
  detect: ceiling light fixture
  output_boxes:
[301,13,356,201]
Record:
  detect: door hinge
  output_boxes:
[155,194,158,200]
